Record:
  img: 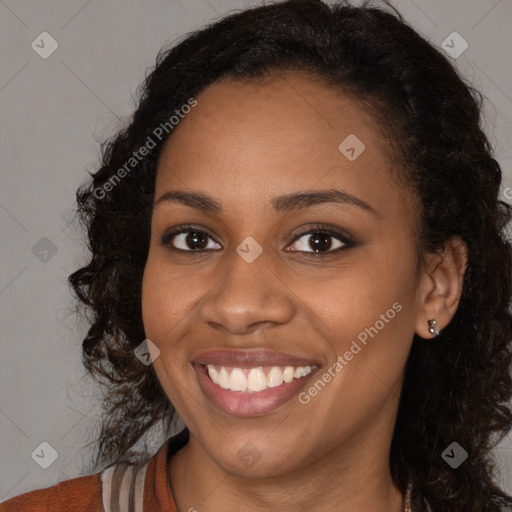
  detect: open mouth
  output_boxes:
[194,362,320,416]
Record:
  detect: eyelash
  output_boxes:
[160,223,355,257]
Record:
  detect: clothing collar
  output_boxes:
[145,427,189,511]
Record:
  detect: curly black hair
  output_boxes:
[69,1,512,510]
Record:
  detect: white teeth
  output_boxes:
[207,364,218,381]
[283,366,295,383]
[267,366,284,388]
[247,367,267,392]
[294,366,312,378]
[218,367,230,389]
[206,364,314,392]
[229,368,247,391]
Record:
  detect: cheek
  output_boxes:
[294,268,415,437]
[309,248,416,337]
[300,245,417,395]
[141,260,170,341]
[141,252,199,343]
[140,254,198,404]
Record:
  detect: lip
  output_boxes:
[192,349,320,368]
[192,350,321,417]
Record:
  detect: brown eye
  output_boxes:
[161,226,221,251]
[288,226,352,254]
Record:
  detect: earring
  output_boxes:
[427,319,440,337]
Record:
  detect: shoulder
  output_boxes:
[0,472,102,512]
[0,429,187,512]
[0,461,150,512]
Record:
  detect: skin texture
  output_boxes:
[141,72,468,512]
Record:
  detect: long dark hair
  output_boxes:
[69,1,512,510]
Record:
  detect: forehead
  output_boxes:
[154,73,409,221]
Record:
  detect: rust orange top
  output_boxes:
[0,429,190,512]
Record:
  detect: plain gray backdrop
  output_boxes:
[1,0,512,502]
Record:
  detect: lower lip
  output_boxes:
[194,364,319,417]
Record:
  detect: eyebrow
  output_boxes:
[154,188,380,217]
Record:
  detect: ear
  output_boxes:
[415,236,468,339]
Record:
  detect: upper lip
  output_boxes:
[192,349,320,368]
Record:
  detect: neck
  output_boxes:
[168,429,405,512]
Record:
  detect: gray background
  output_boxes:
[1,0,512,502]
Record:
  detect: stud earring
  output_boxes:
[427,319,440,337]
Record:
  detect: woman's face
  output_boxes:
[142,72,426,477]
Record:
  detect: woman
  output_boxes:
[2,0,511,511]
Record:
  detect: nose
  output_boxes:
[199,246,295,336]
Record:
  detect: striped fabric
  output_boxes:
[100,460,149,512]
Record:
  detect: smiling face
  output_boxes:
[141,72,426,478]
